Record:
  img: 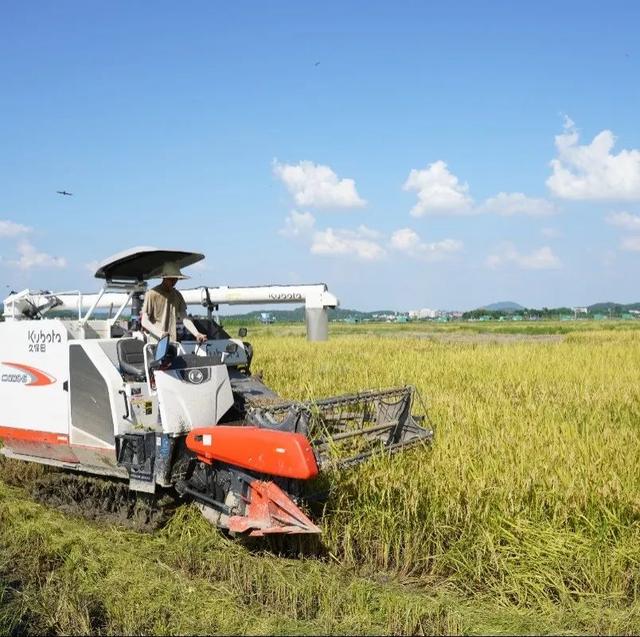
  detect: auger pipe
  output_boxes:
[3,283,339,341]
[183,284,338,341]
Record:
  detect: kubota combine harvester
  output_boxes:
[0,248,432,535]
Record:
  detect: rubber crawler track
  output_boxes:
[28,470,180,532]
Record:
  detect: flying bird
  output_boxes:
[314,61,320,66]
[56,190,73,196]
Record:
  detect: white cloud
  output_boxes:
[518,247,562,270]
[605,211,640,231]
[479,192,556,216]
[10,241,67,270]
[403,162,555,218]
[279,216,461,264]
[279,210,316,238]
[390,228,463,261]
[353,224,383,240]
[273,160,366,209]
[279,210,384,261]
[311,226,385,261]
[621,236,640,251]
[547,120,640,200]
[486,243,561,270]
[403,160,473,216]
[0,220,31,237]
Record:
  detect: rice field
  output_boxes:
[1,320,640,635]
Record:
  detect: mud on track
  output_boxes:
[0,457,178,532]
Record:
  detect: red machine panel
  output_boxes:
[186,426,319,480]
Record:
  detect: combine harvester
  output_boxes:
[0,248,432,535]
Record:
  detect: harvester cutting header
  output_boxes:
[0,247,432,536]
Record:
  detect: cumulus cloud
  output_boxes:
[279,211,383,261]
[10,241,67,269]
[547,119,640,200]
[621,236,640,251]
[390,228,463,261]
[0,219,31,237]
[402,164,554,218]
[478,192,557,216]
[311,226,385,261]
[486,243,561,270]
[279,210,316,238]
[403,160,473,216]
[273,160,366,209]
[279,213,464,263]
[605,211,640,231]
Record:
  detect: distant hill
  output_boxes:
[587,301,640,313]
[480,301,525,312]
[218,306,397,323]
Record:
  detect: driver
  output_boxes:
[141,262,208,344]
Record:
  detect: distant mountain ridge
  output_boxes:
[219,306,396,323]
[481,301,525,312]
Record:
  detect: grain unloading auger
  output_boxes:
[0,247,432,536]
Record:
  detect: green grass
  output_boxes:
[2,321,640,634]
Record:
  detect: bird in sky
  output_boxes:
[314,61,320,66]
[56,190,73,196]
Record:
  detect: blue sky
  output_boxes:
[1,1,639,311]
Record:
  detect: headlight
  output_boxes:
[188,369,204,384]
[181,368,208,384]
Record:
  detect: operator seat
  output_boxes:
[117,338,146,380]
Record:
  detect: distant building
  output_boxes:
[372,313,396,321]
[408,308,438,319]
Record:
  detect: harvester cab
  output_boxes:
[0,247,433,536]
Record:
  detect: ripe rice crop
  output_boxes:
[1,321,639,634]
[252,326,640,600]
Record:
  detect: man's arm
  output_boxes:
[141,313,165,341]
[175,291,207,343]
[141,290,165,340]
[183,318,208,343]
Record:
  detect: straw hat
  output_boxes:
[157,261,190,280]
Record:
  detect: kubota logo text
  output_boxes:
[27,329,62,344]
[1,362,56,386]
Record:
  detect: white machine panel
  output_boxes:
[0,319,69,434]
[155,365,234,434]
[68,340,126,448]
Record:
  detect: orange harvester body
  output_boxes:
[186,426,319,480]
